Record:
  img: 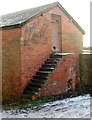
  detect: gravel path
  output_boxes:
[1,94,91,118]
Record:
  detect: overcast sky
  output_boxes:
[0,0,91,46]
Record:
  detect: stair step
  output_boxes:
[29,82,42,88]
[39,67,55,71]
[24,90,39,95]
[33,75,48,79]
[23,91,34,95]
[36,71,51,75]
[44,60,58,64]
[21,94,32,99]
[47,58,60,61]
[22,53,62,99]
[31,79,46,84]
[42,64,57,67]
[26,85,41,91]
[50,54,62,58]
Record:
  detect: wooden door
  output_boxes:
[51,14,61,52]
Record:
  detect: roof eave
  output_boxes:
[0,2,85,34]
[0,23,22,30]
[0,2,59,30]
[57,3,85,35]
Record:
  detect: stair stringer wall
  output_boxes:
[36,54,77,98]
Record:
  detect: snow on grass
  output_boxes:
[2,94,91,118]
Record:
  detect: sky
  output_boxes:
[0,0,91,47]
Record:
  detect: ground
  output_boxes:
[1,94,91,118]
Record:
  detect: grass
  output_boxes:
[2,84,92,110]
[2,96,55,110]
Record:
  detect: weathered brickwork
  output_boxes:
[36,55,76,97]
[20,6,83,93]
[49,6,83,85]
[2,28,22,100]
[42,6,83,54]
[21,12,52,93]
[1,5,84,100]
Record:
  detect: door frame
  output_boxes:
[51,13,62,53]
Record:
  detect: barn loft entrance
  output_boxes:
[51,14,61,52]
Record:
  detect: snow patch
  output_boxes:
[2,94,91,118]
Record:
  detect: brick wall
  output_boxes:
[2,5,84,100]
[49,6,83,54]
[20,6,83,93]
[21,12,52,92]
[2,28,22,100]
[36,55,76,97]
[48,6,83,85]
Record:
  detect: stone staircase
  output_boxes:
[21,54,62,99]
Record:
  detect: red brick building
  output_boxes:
[0,2,85,100]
